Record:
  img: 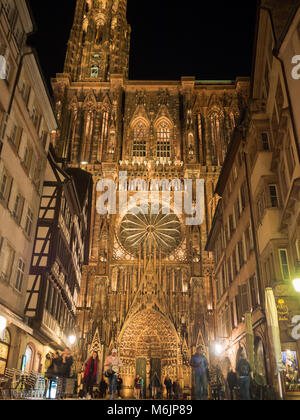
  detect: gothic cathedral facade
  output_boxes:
[51,0,249,397]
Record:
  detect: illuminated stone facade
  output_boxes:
[51,0,249,397]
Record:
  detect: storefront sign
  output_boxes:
[277,299,289,321]
[291,315,300,341]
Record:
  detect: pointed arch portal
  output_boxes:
[117,309,187,398]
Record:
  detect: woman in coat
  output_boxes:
[84,351,99,398]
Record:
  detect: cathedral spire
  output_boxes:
[64,0,131,82]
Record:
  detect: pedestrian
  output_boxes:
[99,377,108,399]
[219,369,226,400]
[48,351,62,377]
[209,364,222,400]
[60,348,74,399]
[116,374,123,399]
[227,369,238,400]
[84,351,99,399]
[164,375,173,399]
[150,372,161,400]
[61,348,74,378]
[140,376,144,399]
[173,379,180,400]
[190,345,209,400]
[134,375,142,399]
[104,349,123,400]
[236,351,252,400]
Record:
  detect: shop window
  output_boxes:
[282,350,300,392]
[0,328,10,375]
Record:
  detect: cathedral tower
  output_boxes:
[64,0,130,81]
[51,0,250,397]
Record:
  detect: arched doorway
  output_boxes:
[118,309,180,398]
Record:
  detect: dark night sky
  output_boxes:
[27,0,258,91]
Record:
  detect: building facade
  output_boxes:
[207,0,300,400]
[51,0,250,397]
[0,0,57,375]
[24,145,92,371]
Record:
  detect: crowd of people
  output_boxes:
[190,345,254,401]
[44,348,74,399]
[46,346,268,400]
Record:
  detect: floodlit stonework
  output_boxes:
[51,0,249,398]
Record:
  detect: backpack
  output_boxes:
[238,359,250,376]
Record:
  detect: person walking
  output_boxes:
[227,369,238,400]
[164,375,173,399]
[99,378,108,399]
[116,374,123,399]
[236,352,252,400]
[83,351,99,399]
[190,346,209,401]
[134,375,142,399]
[173,379,180,400]
[209,364,222,400]
[140,376,144,399]
[60,348,74,399]
[150,372,161,400]
[104,349,123,400]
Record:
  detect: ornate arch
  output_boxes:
[117,309,180,359]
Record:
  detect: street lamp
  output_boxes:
[68,335,76,346]
[293,277,300,293]
[214,343,223,356]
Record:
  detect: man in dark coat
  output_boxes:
[164,376,173,399]
[99,378,108,399]
[227,369,238,400]
[116,374,123,399]
[150,372,161,400]
[236,352,252,400]
[190,346,209,400]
